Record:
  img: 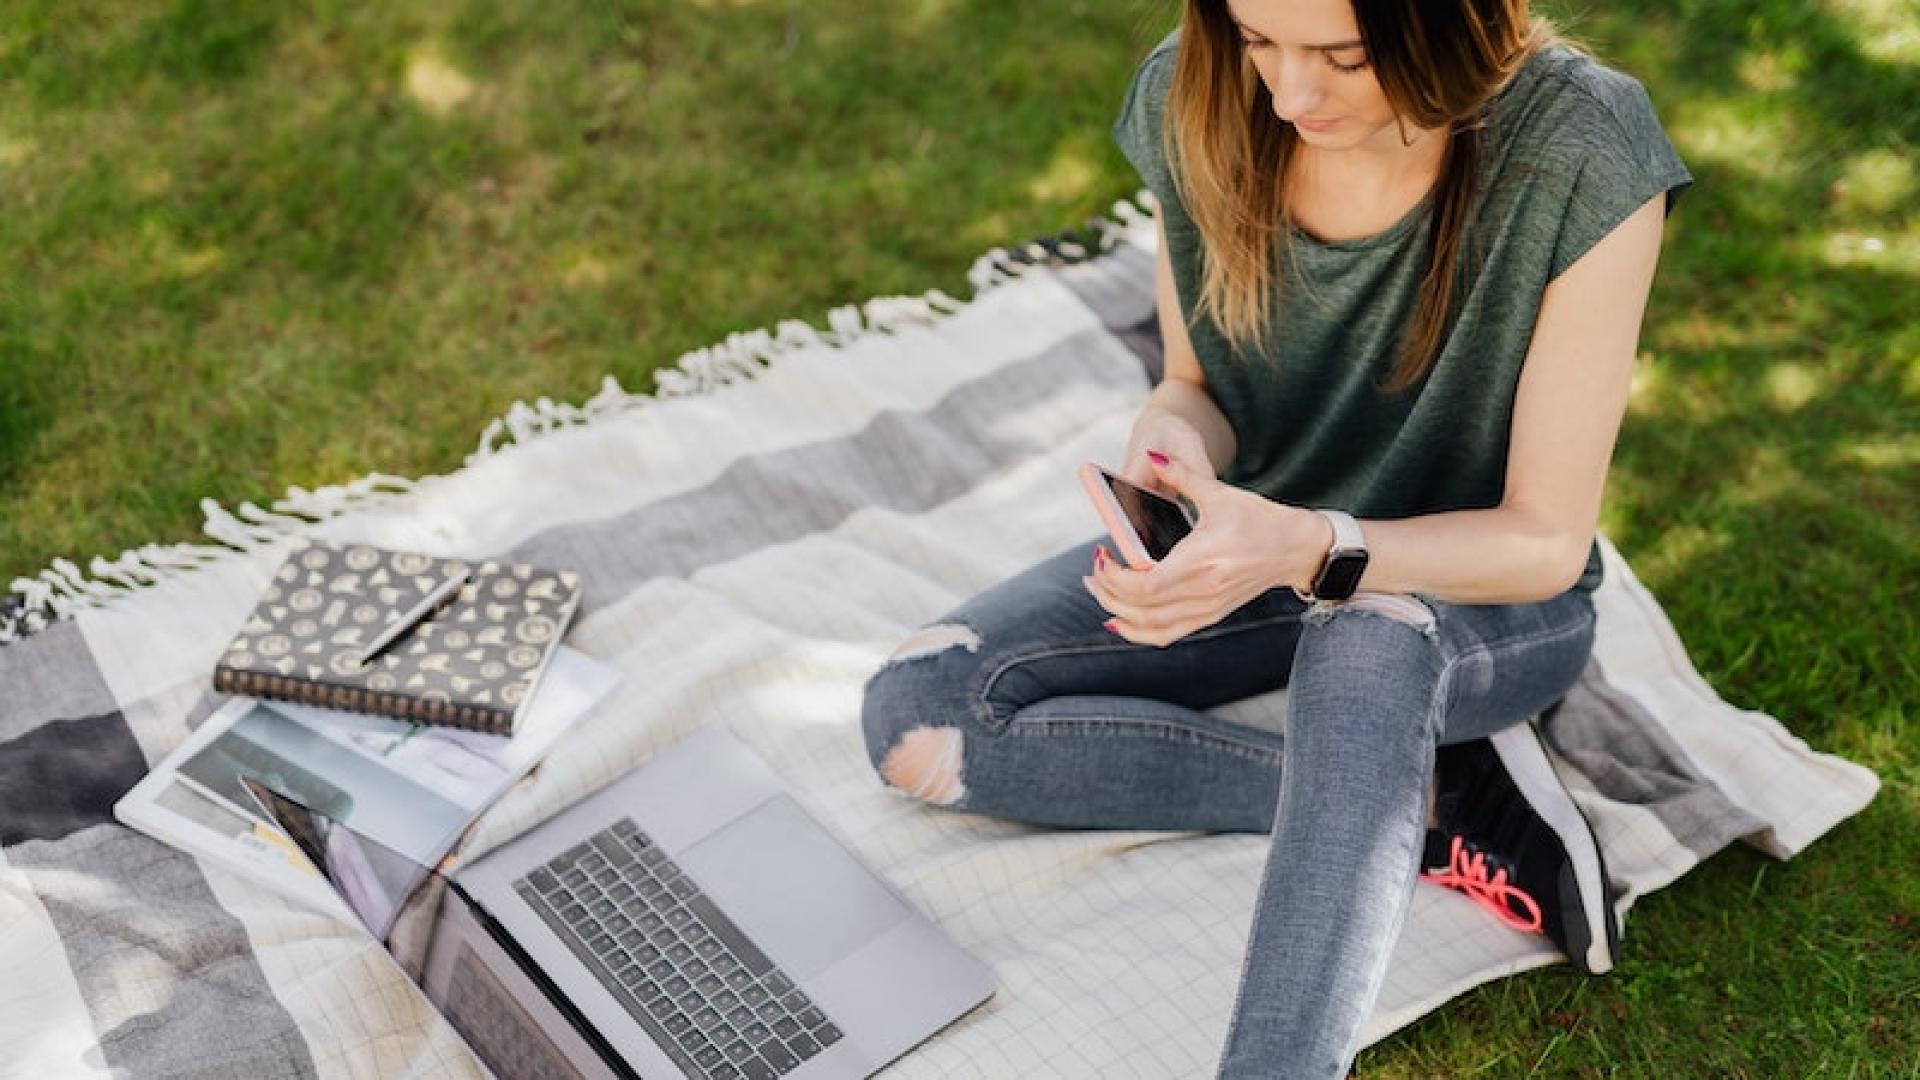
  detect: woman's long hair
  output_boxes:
[1165,1,1569,391]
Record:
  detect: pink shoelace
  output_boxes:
[1419,834,1544,933]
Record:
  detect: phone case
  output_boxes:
[1079,462,1159,569]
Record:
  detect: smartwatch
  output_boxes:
[1309,509,1370,601]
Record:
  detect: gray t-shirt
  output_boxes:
[1112,31,1693,593]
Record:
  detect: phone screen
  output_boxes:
[1103,472,1194,560]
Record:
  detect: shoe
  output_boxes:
[1422,718,1620,974]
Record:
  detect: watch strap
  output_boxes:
[1316,508,1365,556]
[1308,508,1369,601]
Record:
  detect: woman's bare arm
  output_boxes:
[1354,192,1670,603]
[1125,214,1238,476]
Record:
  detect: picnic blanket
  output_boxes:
[0,194,1881,1079]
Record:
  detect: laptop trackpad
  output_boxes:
[674,793,912,983]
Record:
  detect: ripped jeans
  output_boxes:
[859,536,1596,1080]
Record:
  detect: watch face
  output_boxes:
[1314,551,1370,600]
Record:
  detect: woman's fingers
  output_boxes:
[1091,547,1199,613]
[1120,458,1181,502]
[1085,557,1220,635]
[1089,545,1167,613]
[1101,612,1202,648]
[1125,414,1210,494]
[1120,456,1158,491]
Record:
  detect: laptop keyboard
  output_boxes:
[444,948,585,1080]
[515,818,846,1080]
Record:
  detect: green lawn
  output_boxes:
[3,0,1915,1074]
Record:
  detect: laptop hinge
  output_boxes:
[451,880,640,1079]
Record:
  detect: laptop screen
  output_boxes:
[239,775,429,941]
[238,777,626,1080]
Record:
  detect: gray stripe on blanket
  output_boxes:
[511,325,1148,615]
[0,709,148,845]
[0,602,153,849]
[8,826,317,1079]
[0,619,119,743]
[1057,242,1155,329]
[1546,659,1768,857]
[1058,243,1163,382]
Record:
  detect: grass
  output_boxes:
[3,0,1915,1074]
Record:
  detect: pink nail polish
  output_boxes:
[1094,547,1108,570]
[1103,619,1120,634]
[1146,450,1169,467]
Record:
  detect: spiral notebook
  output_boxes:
[214,539,583,736]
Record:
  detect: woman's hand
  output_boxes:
[1085,446,1332,647]
[1122,410,1209,498]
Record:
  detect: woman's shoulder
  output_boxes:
[1117,29,1181,129]
[1135,28,1182,84]
[1112,30,1185,206]
[1489,44,1674,168]
[1486,43,1693,280]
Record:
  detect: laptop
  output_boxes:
[243,722,995,1079]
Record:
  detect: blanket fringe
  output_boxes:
[1,191,1158,644]
[1,471,421,639]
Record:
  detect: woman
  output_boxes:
[862,0,1691,1075]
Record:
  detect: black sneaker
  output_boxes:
[1422,718,1620,974]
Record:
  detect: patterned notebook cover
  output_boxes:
[213,540,582,735]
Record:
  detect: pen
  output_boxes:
[356,571,471,668]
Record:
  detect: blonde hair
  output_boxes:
[1164,0,1574,390]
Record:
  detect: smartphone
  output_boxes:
[1079,462,1197,568]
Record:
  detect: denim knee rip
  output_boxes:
[880,727,968,805]
[870,623,980,806]
[883,622,983,666]
[1302,592,1439,639]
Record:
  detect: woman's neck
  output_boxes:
[1295,123,1451,200]
[1364,115,1449,166]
